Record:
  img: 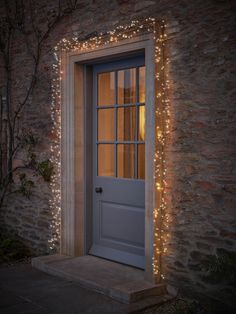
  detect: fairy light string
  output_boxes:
[49,56,62,252]
[153,21,170,281]
[49,18,170,281]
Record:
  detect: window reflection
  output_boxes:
[117,106,136,141]
[117,144,135,179]
[98,108,115,141]
[118,68,136,104]
[98,144,115,177]
[139,67,145,103]
[138,105,145,141]
[138,144,145,179]
[98,72,115,106]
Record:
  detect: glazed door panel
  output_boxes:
[89,57,146,268]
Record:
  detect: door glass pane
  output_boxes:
[118,68,136,104]
[98,108,115,141]
[98,72,115,106]
[98,144,115,177]
[117,144,135,178]
[138,105,145,141]
[138,144,145,179]
[117,106,136,141]
[139,67,145,103]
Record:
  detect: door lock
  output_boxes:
[95,187,103,193]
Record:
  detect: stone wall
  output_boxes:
[0,0,235,308]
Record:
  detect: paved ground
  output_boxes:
[0,263,160,314]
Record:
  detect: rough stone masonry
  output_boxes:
[0,0,235,308]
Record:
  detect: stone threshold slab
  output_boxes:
[32,254,168,304]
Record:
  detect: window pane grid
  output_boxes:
[97,66,145,179]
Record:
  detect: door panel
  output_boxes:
[100,201,144,248]
[89,57,146,269]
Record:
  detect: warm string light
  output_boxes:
[49,18,170,281]
[152,21,170,281]
[49,56,62,252]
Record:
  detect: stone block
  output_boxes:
[32,255,167,304]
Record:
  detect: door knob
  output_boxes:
[95,187,103,193]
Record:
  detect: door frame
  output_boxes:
[60,33,156,282]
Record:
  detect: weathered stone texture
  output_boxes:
[0,0,235,307]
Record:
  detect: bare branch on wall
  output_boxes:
[0,0,78,208]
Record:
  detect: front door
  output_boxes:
[89,57,146,268]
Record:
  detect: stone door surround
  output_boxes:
[60,33,156,282]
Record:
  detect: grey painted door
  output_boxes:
[89,57,146,268]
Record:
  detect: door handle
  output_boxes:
[95,187,103,193]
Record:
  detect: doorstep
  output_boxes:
[32,254,169,304]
